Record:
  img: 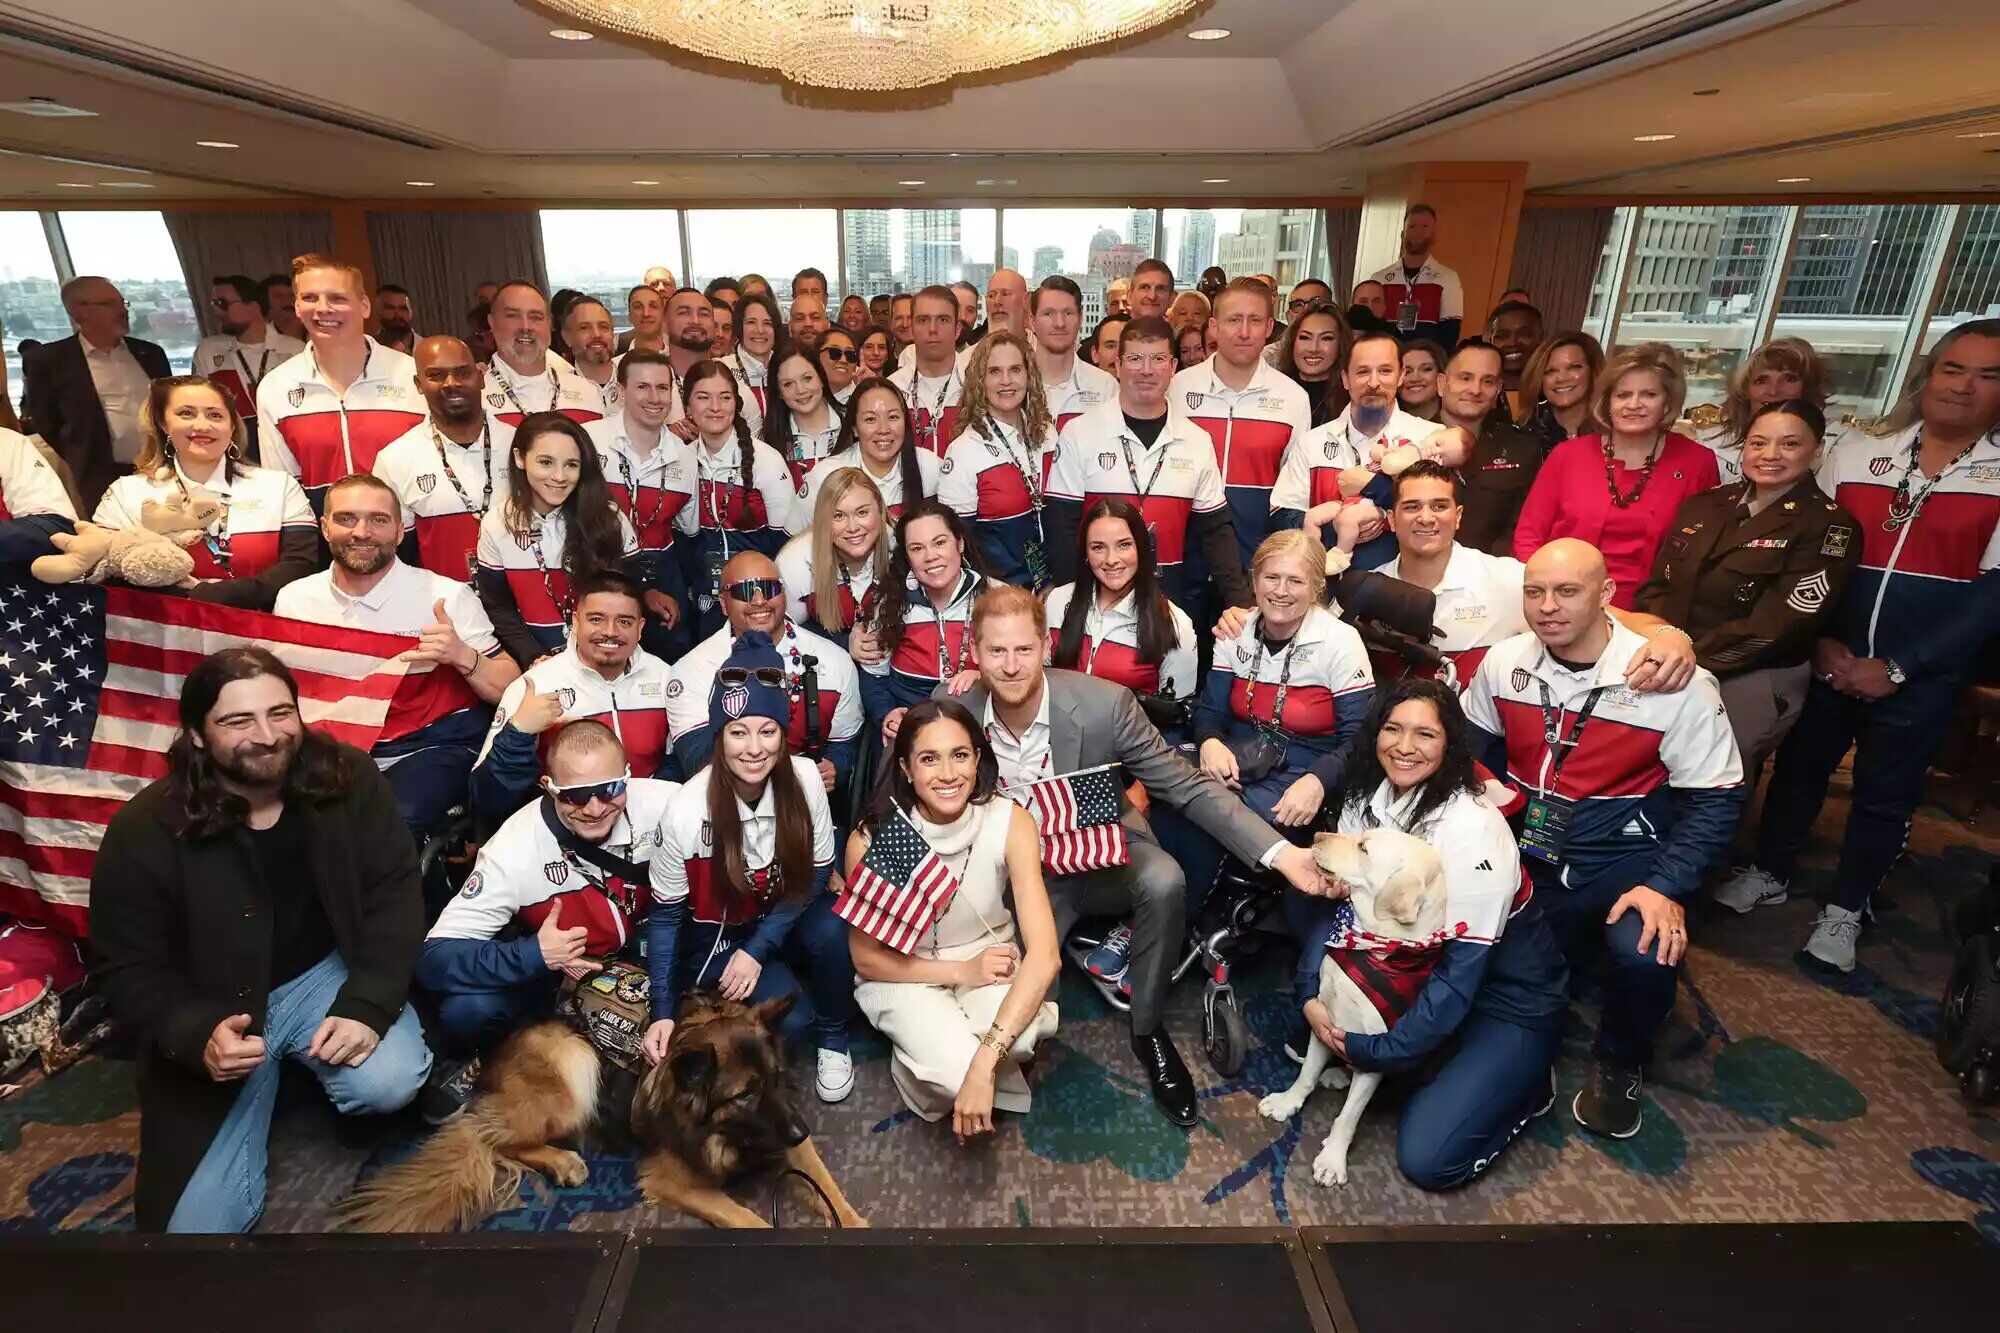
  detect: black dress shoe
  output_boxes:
[1131,1029,1199,1128]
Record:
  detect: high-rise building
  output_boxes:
[904,210,964,291]
[1001,246,1019,274]
[842,209,894,296]
[1936,204,2000,320]
[1030,245,1065,282]
[1177,211,1216,282]
[1129,209,1157,258]
[1214,209,1318,287]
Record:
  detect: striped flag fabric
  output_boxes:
[0,582,437,937]
[832,808,960,954]
[1017,764,1129,876]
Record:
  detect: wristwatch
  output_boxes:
[1883,657,1907,686]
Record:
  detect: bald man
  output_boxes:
[644,266,677,294]
[22,276,171,507]
[664,551,862,792]
[371,335,514,580]
[1461,538,1743,1141]
[981,269,1029,338]
[789,292,831,355]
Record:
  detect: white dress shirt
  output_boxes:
[83,334,152,464]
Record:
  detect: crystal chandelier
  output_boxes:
[543,1,1205,92]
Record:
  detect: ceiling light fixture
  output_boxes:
[98,181,154,189]
[632,179,661,185]
[1692,88,1720,97]
[1777,176,1811,183]
[1633,133,1677,142]
[1202,177,1230,184]
[1956,130,2000,140]
[55,182,91,188]
[1187,28,1230,40]
[405,180,435,187]
[195,140,238,149]
[544,0,1205,90]
[548,28,595,41]
[898,179,925,186]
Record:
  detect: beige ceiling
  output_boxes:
[0,0,1992,204]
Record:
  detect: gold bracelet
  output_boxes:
[979,1027,1012,1057]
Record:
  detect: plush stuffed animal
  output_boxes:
[30,483,224,588]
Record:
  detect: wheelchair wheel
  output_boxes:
[1938,934,1999,1074]
[1202,988,1249,1077]
[1967,1063,1999,1105]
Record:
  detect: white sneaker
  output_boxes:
[1803,905,1863,972]
[815,1047,855,1103]
[1713,864,1788,913]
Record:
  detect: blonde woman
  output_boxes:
[937,330,1055,589]
[1512,342,1719,608]
[776,466,891,652]
[1690,337,1826,484]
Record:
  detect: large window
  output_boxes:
[1611,205,1788,406]
[999,208,1155,329]
[1924,204,2000,351]
[540,209,682,334]
[842,208,996,300]
[1161,208,1329,291]
[1770,205,1950,416]
[55,210,200,375]
[0,211,61,414]
[684,209,839,314]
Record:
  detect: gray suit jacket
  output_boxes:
[944,669,1282,868]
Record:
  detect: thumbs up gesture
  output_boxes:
[402,597,477,673]
[536,899,596,973]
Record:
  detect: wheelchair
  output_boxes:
[418,803,478,923]
[1941,859,2000,1104]
[1066,564,1447,1077]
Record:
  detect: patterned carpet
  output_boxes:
[5,769,1999,1240]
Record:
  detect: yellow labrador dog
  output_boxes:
[1258,828,1448,1186]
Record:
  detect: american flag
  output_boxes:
[1016,764,1129,876]
[833,808,960,954]
[0,582,442,938]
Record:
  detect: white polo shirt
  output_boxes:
[371,416,515,582]
[94,461,312,583]
[484,355,606,428]
[1380,542,1528,686]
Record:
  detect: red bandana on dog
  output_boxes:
[1323,899,1461,1026]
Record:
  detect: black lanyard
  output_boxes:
[615,440,675,540]
[1534,674,1606,791]
[1117,427,1171,508]
[432,420,493,518]
[1242,628,1299,735]
[233,345,273,397]
[499,364,559,418]
[907,373,958,450]
[930,575,978,681]
[526,516,573,625]
[989,420,1043,512]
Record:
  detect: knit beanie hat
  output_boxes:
[709,630,791,734]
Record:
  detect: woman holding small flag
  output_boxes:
[643,631,858,1104]
[842,699,1059,1138]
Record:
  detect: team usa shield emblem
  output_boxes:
[1867,456,1894,477]
[1511,667,1531,692]
[544,860,568,885]
[416,474,436,494]
[1097,452,1116,470]
[1185,392,1204,411]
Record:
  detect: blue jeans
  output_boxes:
[677,894,856,1052]
[1395,1012,1560,1191]
[166,953,432,1234]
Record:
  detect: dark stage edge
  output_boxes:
[1,1223,1993,1332]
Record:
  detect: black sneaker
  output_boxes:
[1571,1055,1643,1139]
[419,1054,482,1126]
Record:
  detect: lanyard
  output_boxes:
[985,716,1052,792]
[907,372,958,450]
[1117,426,1171,508]
[233,344,273,398]
[837,557,878,627]
[700,444,744,545]
[499,363,560,418]
[1242,628,1299,735]
[989,421,1043,513]
[931,576,977,681]
[1533,673,1606,794]
[731,350,765,387]
[177,471,232,576]
[616,440,674,540]
[1885,426,1980,532]
[526,516,574,625]
[431,419,493,518]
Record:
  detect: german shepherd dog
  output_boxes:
[331,994,867,1231]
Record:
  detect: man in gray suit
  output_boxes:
[931,586,1327,1126]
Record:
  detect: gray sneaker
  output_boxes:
[1804,905,1863,972]
[1713,864,1788,913]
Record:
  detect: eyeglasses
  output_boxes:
[821,347,860,363]
[547,768,631,806]
[1288,297,1337,316]
[723,577,783,603]
[718,666,786,687]
[210,296,247,310]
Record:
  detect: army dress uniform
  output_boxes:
[1633,476,1862,773]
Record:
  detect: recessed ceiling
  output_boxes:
[0,0,1992,203]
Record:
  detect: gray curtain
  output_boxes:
[366,210,549,344]
[1325,207,1361,300]
[165,210,334,335]
[1508,207,1616,332]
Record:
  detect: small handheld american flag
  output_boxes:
[1015,764,1129,876]
[833,808,960,954]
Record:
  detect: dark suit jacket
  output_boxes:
[21,333,171,512]
[946,669,1283,867]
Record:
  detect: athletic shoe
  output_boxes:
[419,1054,481,1126]
[1085,924,1133,985]
[1571,1056,1643,1139]
[1713,864,1789,913]
[815,1048,855,1103]
[1803,904,1863,973]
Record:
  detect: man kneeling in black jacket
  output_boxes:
[92,646,432,1233]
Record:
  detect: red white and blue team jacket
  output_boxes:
[586,418,698,613]
[688,438,796,599]
[1044,399,1231,608]
[776,531,882,649]
[418,779,680,994]
[1171,355,1312,570]
[483,356,606,428]
[1366,255,1464,349]
[664,619,863,787]
[1196,605,1376,790]
[888,361,964,457]
[93,462,314,584]
[1377,543,1529,687]
[939,419,1053,589]
[191,332,303,433]
[1461,619,1745,900]
[474,504,640,657]
[1818,423,2000,681]
[1042,582,1197,699]
[791,451,942,535]
[371,416,515,582]
[256,339,426,510]
[859,568,986,718]
[468,640,674,826]
[1043,358,1119,438]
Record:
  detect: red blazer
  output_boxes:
[1512,432,1720,608]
